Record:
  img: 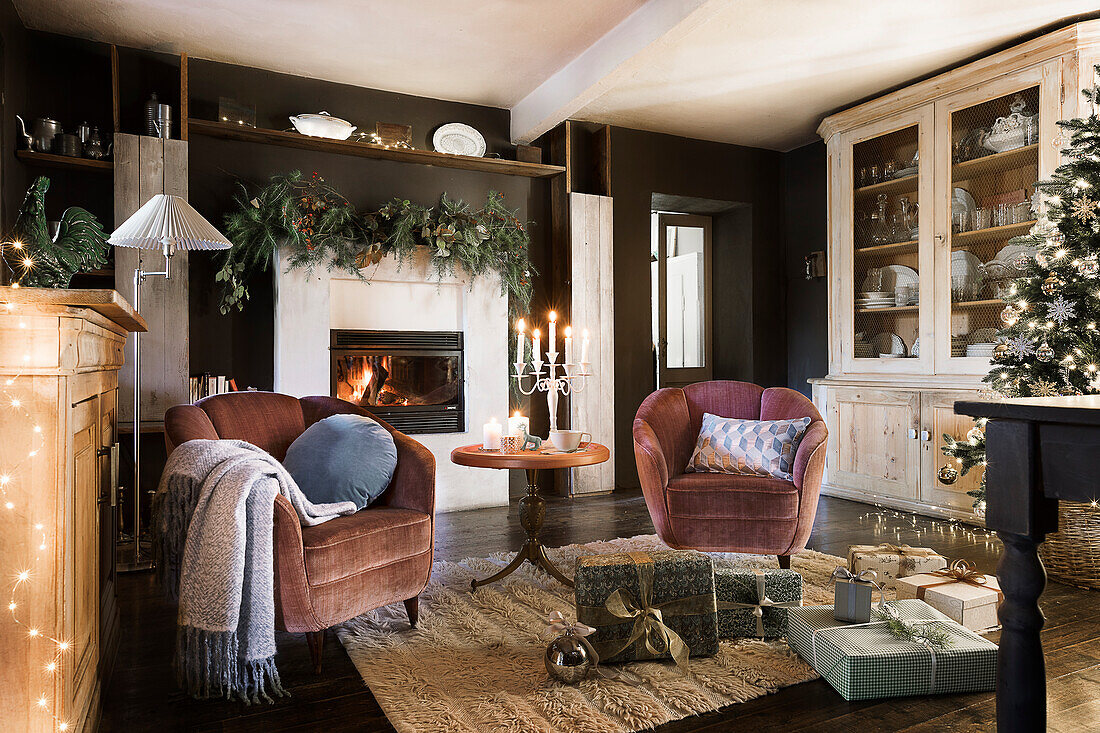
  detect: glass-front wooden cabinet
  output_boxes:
[815,25,1098,520]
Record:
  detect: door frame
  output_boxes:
[655,212,712,387]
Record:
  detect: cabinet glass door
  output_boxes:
[842,105,932,373]
[935,61,1058,373]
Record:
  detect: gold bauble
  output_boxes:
[938,465,959,485]
[1041,274,1062,296]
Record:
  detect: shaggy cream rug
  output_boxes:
[336,535,845,733]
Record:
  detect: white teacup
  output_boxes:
[548,429,592,452]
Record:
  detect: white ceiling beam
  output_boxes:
[509,0,718,144]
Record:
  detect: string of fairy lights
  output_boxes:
[857,503,1001,553]
[2,243,72,730]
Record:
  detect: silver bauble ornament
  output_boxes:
[1037,342,1055,362]
[1011,252,1032,270]
[1052,230,1066,246]
[1079,255,1100,278]
[1036,250,1049,267]
[938,464,959,485]
[1000,305,1018,326]
[966,426,984,443]
[1041,274,1062,296]
[545,633,593,684]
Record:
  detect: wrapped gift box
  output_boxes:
[787,599,998,701]
[574,549,719,665]
[832,570,880,623]
[847,543,946,589]
[715,567,802,638]
[895,567,1002,633]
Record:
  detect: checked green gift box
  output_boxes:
[574,549,719,667]
[786,599,997,701]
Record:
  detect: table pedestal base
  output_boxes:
[471,468,574,590]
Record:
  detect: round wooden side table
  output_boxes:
[450,442,610,589]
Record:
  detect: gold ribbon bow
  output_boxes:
[578,551,714,672]
[717,569,803,637]
[918,559,1003,602]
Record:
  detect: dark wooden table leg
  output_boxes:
[995,531,1047,732]
[471,467,574,589]
[982,418,1059,733]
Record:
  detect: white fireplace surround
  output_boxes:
[273,249,509,513]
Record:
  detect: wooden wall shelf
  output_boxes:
[188,119,566,179]
[16,150,114,173]
[952,144,1037,179]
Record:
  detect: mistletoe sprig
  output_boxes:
[215,171,534,318]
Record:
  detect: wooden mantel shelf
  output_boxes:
[0,287,147,332]
[188,119,566,179]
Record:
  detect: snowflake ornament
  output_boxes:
[1001,335,1036,359]
[1046,296,1077,325]
[1070,196,1096,222]
[1030,379,1060,397]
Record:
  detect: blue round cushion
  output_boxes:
[283,413,398,510]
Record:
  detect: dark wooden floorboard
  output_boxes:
[101,492,1099,732]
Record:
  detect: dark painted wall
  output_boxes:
[609,127,786,487]
[185,59,550,392]
[0,0,28,237]
[782,141,829,395]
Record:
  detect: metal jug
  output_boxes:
[31,117,61,152]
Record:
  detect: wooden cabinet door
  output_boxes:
[920,390,985,513]
[825,386,920,499]
[69,397,100,727]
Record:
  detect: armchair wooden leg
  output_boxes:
[306,629,326,674]
[404,597,419,628]
[778,555,791,570]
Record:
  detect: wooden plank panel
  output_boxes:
[569,192,615,495]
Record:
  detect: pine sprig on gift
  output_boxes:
[873,606,952,650]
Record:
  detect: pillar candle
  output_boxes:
[548,310,557,355]
[564,326,573,364]
[515,318,526,362]
[532,328,541,365]
[483,418,502,450]
[581,328,590,364]
[507,411,530,437]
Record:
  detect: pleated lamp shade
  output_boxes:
[109,194,232,253]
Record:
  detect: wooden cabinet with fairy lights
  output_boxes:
[812,22,1100,520]
[0,289,144,732]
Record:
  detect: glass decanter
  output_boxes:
[868,193,892,245]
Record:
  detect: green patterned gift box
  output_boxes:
[574,549,719,667]
[715,567,803,638]
[787,599,998,701]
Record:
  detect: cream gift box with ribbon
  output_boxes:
[895,560,1003,633]
[574,549,719,668]
[847,543,947,590]
[715,567,802,638]
[786,600,998,701]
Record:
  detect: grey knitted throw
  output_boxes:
[153,439,357,703]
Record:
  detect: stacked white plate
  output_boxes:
[857,290,895,309]
[966,343,996,358]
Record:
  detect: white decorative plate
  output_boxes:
[911,338,920,357]
[433,123,486,157]
[951,250,983,284]
[869,332,907,357]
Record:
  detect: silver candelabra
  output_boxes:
[513,351,592,433]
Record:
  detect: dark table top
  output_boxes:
[956,395,1100,425]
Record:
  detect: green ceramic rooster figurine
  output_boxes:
[10,176,109,288]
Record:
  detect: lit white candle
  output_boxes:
[564,326,573,364]
[515,318,526,362]
[548,310,557,355]
[581,328,590,364]
[507,411,530,437]
[532,328,542,365]
[482,417,502,450]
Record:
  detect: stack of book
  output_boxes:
[189,374,237,402]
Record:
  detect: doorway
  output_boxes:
[652,212,712,388]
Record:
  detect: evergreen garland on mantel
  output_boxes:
[215,170,535,317]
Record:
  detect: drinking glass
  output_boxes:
[975,207,992,230]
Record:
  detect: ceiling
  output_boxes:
[14,0,1099,151]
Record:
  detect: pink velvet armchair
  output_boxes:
[164,392,435,673]
[632,381,827,567]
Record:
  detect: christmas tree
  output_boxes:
[943,69,1100,514]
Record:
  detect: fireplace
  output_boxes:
[330,330,464,434]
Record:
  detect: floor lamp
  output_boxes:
[110,194,232,570]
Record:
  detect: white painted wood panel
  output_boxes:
[568,192,615,495]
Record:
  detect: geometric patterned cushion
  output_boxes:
[685,413,812,481]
